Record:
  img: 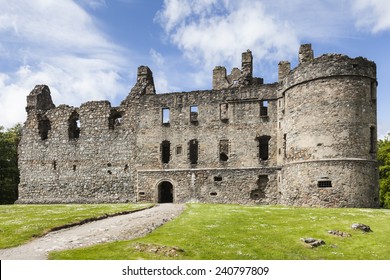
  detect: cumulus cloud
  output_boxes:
[350,0,390,33]
[156,0,299,71]
[0,0,129,128]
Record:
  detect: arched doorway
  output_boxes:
[158,181,174,203]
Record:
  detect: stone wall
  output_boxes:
[17,44,379,207]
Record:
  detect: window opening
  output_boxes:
[68,111,80,140]
[52,160,57,170]
[318,180,332,188]
[370,126,376,153]
[220,103,229,122]
[176,145,182,155]
[190,105,198,123]
[72,165,77,172]
[189,139,199,164]
[283,133,287,158]
[161,140,171,163]
[214,175,222,182]
[219,140,229,162]
[257,135,271,160]
[109,110,123,130]
[38,115,51,140]
[260,100,268,117]
[371,81,377,104]
[162,108,170,125]
[210,192,218,196]
[124,164,129,172]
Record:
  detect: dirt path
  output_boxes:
[0,203,185,260]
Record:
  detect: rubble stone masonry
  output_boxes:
[17,44,379,207]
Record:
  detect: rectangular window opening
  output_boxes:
[189,139,199,164]
[176,145,182,155]
[190,105,198,123]
[162,108,170,125]
[219,139,229,162]
[318,180,332,188]
[260,100,268,117]
[214,176,223,182]
[257,136,271,160]
[161,140,171,163]
[220,103,229,122]
[370,126,376,153]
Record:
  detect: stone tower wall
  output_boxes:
[279,50,378,207]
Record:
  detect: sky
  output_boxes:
[0,0,389,138]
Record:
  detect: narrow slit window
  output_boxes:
[370,126,376,153]
[371,81,377,103]
[260,100,268,117]
[219,140,229,162]
[189,139,199,164]
[190,105,198,123]
[162,108,170,125]
[257,135,271,160]
[161,140,171,163]
[68,111,80,140]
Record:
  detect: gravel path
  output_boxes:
[0,203,185,260]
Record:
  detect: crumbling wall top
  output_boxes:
[26,85,55,113]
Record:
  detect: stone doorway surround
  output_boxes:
[157,180,174,203]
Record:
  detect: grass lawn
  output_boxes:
[49,204,390,260]
[0,203,152,249]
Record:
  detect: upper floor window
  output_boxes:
[38,115,51,140]
[257,135,271,160]
[161,140,171,163]
[260,100,268,117]
[190,105,198,123]
[109,109,123,130]
[219,139,229,162]
[68,111,80,140]
[189,139,199,164]
[162,108,170,125]
[220,103,229,122]
[370,126,376,154]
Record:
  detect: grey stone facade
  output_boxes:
[17,44,379,207]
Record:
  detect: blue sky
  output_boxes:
[0,0,389,138]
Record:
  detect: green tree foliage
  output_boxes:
[378,133,390,208]
[0,124,22,204]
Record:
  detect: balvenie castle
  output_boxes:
[17,44,379,207]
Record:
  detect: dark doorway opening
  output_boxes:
[158,181,173,203]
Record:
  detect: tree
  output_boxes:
[0,124,22,204]
[378,133,390,208]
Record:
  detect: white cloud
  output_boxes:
[0,0,130,128]
[156,0,300,71]
[350,0,390,33]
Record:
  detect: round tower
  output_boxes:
[279,44,379,207]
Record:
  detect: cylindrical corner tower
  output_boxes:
[279,48,379,207]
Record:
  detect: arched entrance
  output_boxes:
[158,181,174,203]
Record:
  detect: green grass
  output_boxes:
[0,203,152,249]
[49,204,390,260]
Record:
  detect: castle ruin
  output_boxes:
[17,44,379,207]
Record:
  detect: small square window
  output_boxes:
[176,145,182,155]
